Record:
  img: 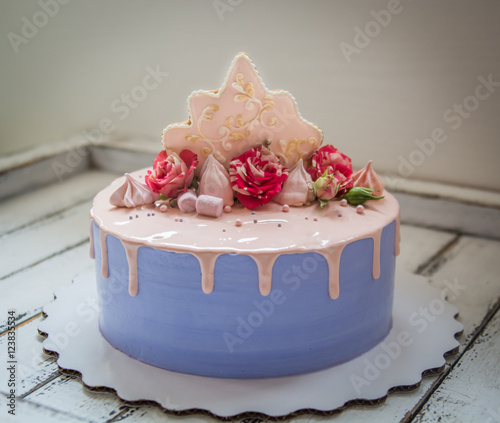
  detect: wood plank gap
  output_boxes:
[0,311,44,338]
[18,372,63,400]
[404,300,500,423]
[414,235,461,276]
[105,406,136,423]
[0,239,88,281]
[0,392,91,423]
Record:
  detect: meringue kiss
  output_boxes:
[273,159,315,206]
[109,173,159,208]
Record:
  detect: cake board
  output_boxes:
[37,266,462,421]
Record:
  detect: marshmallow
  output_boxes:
[177,190,197,213]
[196,195,224,218]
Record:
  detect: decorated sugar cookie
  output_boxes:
[162,52,324,173]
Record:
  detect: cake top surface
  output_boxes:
[91,169,399,256]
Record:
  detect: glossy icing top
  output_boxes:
[162,52,324,174]
[90,171,400,299]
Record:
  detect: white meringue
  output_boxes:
[273,159,315,206]
[352,161,385,196]
[198,155,234,206]
[109,173,159,208]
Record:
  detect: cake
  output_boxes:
[89,53,400,379]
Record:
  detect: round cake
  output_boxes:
[89,52,400,378]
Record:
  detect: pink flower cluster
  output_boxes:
[145,143,354,209]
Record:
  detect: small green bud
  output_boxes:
[342,187,384,206]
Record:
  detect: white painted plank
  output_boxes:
[413,311,500,423]
[0,136,93,174]
[1,392,90,423]
[423,235,500,347]
[0,317,59,398]
[399,225,457,273]
[0,201,91,280]
[24,373,136,423]
[0,243,93,332]
[382,175,500,209]
[90,147,155,175]
[0,170,117,236]
[0,317,131,422]
[0,151,90,201]
[395,192,500,240]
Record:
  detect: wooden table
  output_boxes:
[1,142,499,422]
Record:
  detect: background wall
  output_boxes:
[1,0,499,190]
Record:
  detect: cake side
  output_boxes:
[91,218,397,378]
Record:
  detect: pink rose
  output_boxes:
[312,171,339,207]
[230,144,288,209]
[307,145,353,198]
[145,149,198,198]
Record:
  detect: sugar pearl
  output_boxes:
[278,223,282,227]
[253,219,257,223]
[159,205,168,212]
[235,219,242,227]
[356,205,365,214]
[282,204,290,212]
[340,199,348,207]
[251,211,256,215]
[224,206,232,213]
[129,216,133,220]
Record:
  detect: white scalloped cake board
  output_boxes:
[38,266,462,419]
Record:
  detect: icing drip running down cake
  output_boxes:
[90,53,400,378]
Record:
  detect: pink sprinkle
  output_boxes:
[357,205,365,214]
[313,217,318,222]
[224,206,232,213]
[235,219,242,227]
[175,218,179,222]
[305,216,309,220]
[282,204,290,213]
[340,199,348,207]
[159,205,168,212]
[223,229,226,232]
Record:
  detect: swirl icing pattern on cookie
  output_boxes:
[162,52,324,173]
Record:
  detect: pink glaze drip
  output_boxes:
[99,230,108,278]
[192,251,220,294]
[89,219,95,259]
[371,229,382,280]
[90,170,400,299]
[123,242,140,296]
[322,246,343,300]
[249,254,279,296]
